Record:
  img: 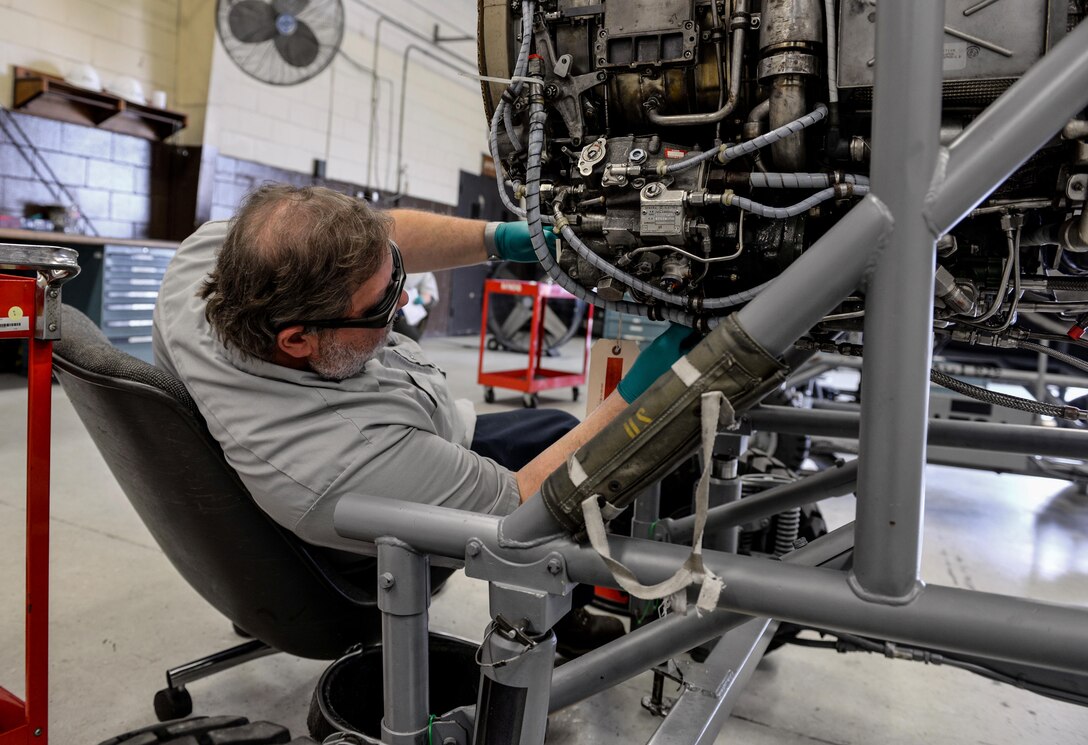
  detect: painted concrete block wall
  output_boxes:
[205,0,488,206]
[0,0,179,110]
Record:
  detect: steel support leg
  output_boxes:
[705,433,746,553]
[472,584,565,745]
[851,0,946,603]
[377,537,431,745]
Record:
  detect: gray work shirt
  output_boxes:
[152,221,520,552]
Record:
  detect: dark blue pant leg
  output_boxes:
[469,409,579,470]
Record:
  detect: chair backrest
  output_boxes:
[52,306,380,659]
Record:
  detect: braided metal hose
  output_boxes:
[929,368,1086,421]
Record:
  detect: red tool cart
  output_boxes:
[477,278,593,408]
[0,244,80,745]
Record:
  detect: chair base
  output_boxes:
[155,639,279,722]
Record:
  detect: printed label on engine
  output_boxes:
[943,42,968,71]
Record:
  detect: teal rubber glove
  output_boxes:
[412,295,425,305]
[616,324,701,404]
[490,221,556,262]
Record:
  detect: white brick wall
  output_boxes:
[206,0,489,205]
[0,0,179,110]
[0,0,491,206]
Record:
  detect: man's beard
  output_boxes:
[310,327,389,381]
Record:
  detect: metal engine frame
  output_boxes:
[324,3,1088,743]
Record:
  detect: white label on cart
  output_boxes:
[1,307,29,332]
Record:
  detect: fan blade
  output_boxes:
[228,0,278,43]
[273,0,310,15]
[275,20,321,67]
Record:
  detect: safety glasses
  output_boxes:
[284,241,406,331]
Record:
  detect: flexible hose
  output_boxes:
[666,104,829,174]
[488,1,535,218]
[749,173,869,189]
[1017,340,1088,376]
[522,75,695,326]
[929,368,1086,421]
[729,186,869,219]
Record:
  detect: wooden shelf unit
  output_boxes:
[12,67,186,141]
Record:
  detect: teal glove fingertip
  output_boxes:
[492,221,556,263]
[616,323,701,403]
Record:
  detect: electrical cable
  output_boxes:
[782,630,1088,708]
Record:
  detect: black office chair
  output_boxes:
[52,306,383,721]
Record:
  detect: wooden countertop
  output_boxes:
[0,228,179,250]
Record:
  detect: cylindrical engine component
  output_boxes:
[759,0,824,51]
[769,75,809,169]
[759,0,823,170]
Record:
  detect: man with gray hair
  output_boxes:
[154,184,694,655]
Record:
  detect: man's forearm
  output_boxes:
[515,391,629,503]
[389,209,489,272]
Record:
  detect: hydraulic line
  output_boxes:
[749,173,869,189]
[555,206,775,312]
[1016,340,1088,376]
[521,62,695,326]
[929,368,1087,421]
[488,1,536,218]
[664,104,829,175]
[727,185,869,219]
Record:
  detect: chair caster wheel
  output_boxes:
[486,337,501,351]
[484,386,495,403]
[522,393,538,408]
[154,685,193,721]
[572,387,580,402]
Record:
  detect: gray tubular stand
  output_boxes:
[329,5,1088,744]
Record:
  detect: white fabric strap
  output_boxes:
[580,391,733,614]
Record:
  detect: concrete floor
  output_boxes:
[2,335,1088,744]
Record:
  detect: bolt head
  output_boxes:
[467,540,481,557]
[379,572,395,589]
[546,558,562,575]
[47,323,57,332]
[48,290,58,298]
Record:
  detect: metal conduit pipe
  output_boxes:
[394,44,478,197]
[746,405,1088,460]
[549,524,857,712]
[647,0,748,126]
[355,1,477,189]
[662,459,859,542]
[332,497,1088,676]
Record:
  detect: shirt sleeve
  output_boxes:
[289,424,521,549]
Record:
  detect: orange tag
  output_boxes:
[586,338,639,415]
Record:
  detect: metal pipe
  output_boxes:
[810,353,1088,390]
[646,618,778,745]
[332,498,1088,675]
[547,526,857,711]
[663,458,858,543]
[376,538,431,744]
[746,405,1088,460]
[394,44,479,197]
[852,0,946,603]
[647,0,746,126]
[930,19,1088,234]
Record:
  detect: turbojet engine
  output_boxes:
[480,0,1088,344]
